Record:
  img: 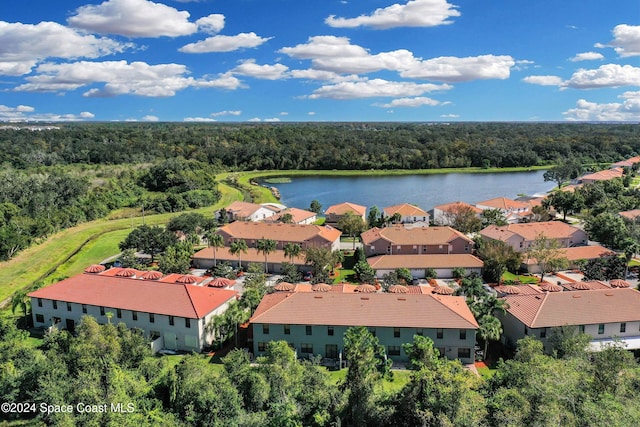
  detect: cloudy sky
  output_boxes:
[0,0,638,122]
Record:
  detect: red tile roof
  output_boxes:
[193,246,307,265]
[433,201,482,214]
[581,167,624,182]
[383,203,428,218]
[619,209,640,221]
[361,225,473,246]
[475,197,531,211]
[612,156,640,168]
[481,221,583,242]
[503,288,640,328]
[217,221,341,245]
[250,292,478,329]
[325,202,366,216]
[28,273,237,319]
[367,254,483,269]
[265,207,317,224]
[226,201,279,218]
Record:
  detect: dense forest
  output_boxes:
[1,122,639,170]
[1,315,639,426]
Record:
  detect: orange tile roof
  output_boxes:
[480,221,582,242]
[523,245,615,265]
[580,167,624,182]
[325,202,366,216]
[612,156,640,168]
[619,209,640,221]
[217,222,341,245]
[503,288,640,328]
[433,201,482,214]
[265,207,317,224]
[475,197,531,211]
[28,272,237,319]
[383,203,428,217]
[193,246,307,265]
[226,201,278,218]
[367,254,483,269]
[361,225,473,246]
[250,292,478,329]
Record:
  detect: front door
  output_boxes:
[65,318,75,333]
[164,332,177,350]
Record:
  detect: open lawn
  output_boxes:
[333,269,357,284]
[502,271,539,284]
[328,368,411,393]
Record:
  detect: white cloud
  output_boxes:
[211,110,242,117]
[231,59,289,80]
[193,73,244,90]
[280,112,289,116]
[308,112,316,116]
[264,117,281,122]
[308,78,451,99]
[0,105,96,122]
[16,105,35,112]
[179,32,272,53]
[375,96,443,108]
[400,54,515,82]
[281,37,514,82]
[196,14,225,34]
[563,93,640,121]
[565,64,640,89]
[606,24,640,57]
[325,0,460,29]
[142,115,159,121]
[0,21,130,76]
[569,52,604,62]
[184,117,217,122]
[68,0,197,37]
[440,113,460,118]
[522,75,564,86]
[80,111,95,118]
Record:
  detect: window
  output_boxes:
[35,314,44,323]
[598,324,605,334]
[116,309,122,319]
[327,326,334,336]
[258,342,266,352]
[394,327,401,338]
[99,306,105,316]
[524,326,528,335]
[169,316,174,326]
[37,298,42,307]
[52,301,58,310]
[579,325,585,333]
[458,348,471,359]
[459,329,466,340]
[620,323,626,333]
[301,343,313,354]
[284,325,290,335]
[326,344,338,358]
[82,304,87,314]
[388,345,401,356]
[386,246,392,253]
[464,245,469,252]
[66,303,72,312]
[149,313,155,323]
[540,328,547,339]
[263,324,270,334]
[416,328,423,336]
[437,328,444,339]
[306,325,312,336]
[185,318,191,328]
[132,311,137,321]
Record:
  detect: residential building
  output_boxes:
[193,246,310,273]
[250,292,479,364]
[498,288,640,352]
[324,202,367,227]
[523,245,614,273]
[367,254,483,279]
[264,207,317,225]
[361,225,474,256]
[223,201,281,222]
[431,201,482,226]
[383,203,430,224]
[579,167,624,184]
[611,156,640,169]
[28,267,238,352]
[474,197,532,223]
[619,209,640,222]
[216,221,342,251]
[479,221,588,252]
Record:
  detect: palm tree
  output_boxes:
[10,290,30,317]
[229,239,248,271]
[283,242,302,263]
[479,314,503,360]
[256,238,277,274]
[204,231,225,267]
[622,238,640,280]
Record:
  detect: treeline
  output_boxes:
[1,122,639,170]
[0,158,221,261]
[1,316,639,426]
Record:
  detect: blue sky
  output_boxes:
[0,0,638,122]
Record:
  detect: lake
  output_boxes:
[260,170,555,213]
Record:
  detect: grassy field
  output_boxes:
[328,368,411,393]
[501,272,539,284]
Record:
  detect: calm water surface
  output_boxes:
[261,170,554,212]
